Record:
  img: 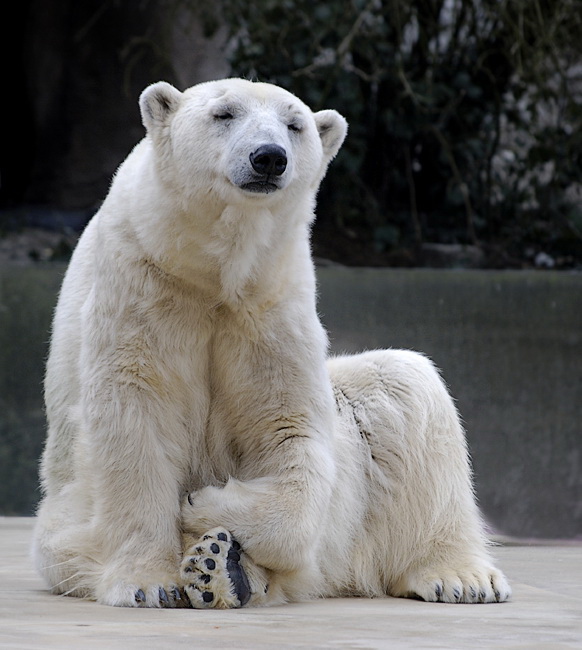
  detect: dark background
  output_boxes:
[2,0,582,269]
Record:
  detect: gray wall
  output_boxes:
[318,268,582,539]
[1,264,580,538]
[0,264,65,514]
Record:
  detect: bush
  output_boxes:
[205,0,582,268]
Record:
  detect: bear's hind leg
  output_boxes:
[32,494,93,599]
[180,528,282,608]
[327,349,511,604]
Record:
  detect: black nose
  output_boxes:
[249,144,287,176]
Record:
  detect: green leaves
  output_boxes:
[212,0,582,267]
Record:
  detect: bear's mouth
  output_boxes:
[240,180,280,194]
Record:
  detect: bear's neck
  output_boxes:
[131,190,314,307]
[205,203,312,306]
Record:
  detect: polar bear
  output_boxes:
[32,78,510,609]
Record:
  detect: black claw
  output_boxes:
[435,583,443,599]
[232,540,241,551]
[205,558,216,570]
[135,589,146,604]
[470,587,477,599]
[217,532,228,542]
[210,543,220,554]
[494,589,501,601]
[479,589,487,601]
[202,591,214,603]
[453,587,462,601]
[184,565,193,573]
[201,574,211,584]
[159,587,169,605]
[172,587,182,601]
[187,493,194,506]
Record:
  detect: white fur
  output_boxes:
[32,78,509,608]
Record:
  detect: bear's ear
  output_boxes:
[313,110,348,160]
[139,82,183,133]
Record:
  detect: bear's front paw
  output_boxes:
[181,527,251,609]
[133,584,189,608]
[98,578,189,608]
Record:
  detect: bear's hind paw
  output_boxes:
[394,564,511,604]
[181,527,251,609]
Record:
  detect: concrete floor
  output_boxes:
[0,518,580,649]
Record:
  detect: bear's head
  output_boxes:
[139,78,347,212]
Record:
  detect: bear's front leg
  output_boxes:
[78,283,210,607]
[85,384,189,608]
[180,300,338,605]
[182,441,334,563]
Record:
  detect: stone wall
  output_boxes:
[318,268,582,539]
[1,264,580,538]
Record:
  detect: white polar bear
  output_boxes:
[32,78,510,609]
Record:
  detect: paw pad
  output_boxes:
[181,527,251,609]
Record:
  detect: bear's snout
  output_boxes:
[249,144,287,177]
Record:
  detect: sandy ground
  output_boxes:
[0,518,581,649]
